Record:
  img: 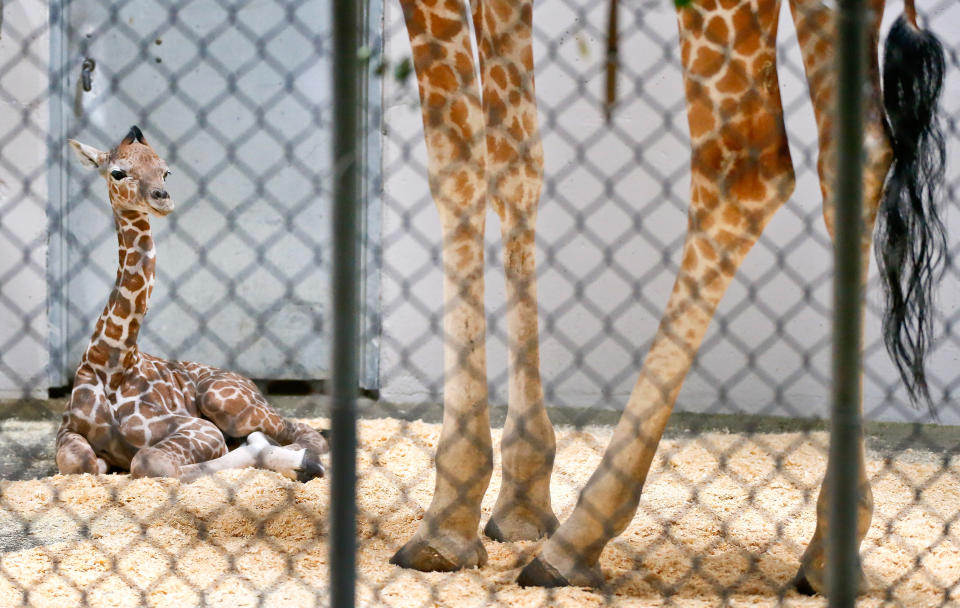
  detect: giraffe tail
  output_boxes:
[875,6,946,415]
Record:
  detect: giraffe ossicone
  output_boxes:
[56,126,328,484]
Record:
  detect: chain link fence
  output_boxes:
[1,0,959,605]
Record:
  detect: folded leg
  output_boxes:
[127,416,228,478]
[192,366,328,459]
[178,432,322,483]
[56,430,108,475]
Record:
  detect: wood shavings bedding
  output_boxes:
[1,417,957,607]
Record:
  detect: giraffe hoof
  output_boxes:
[517,556,571,588]
[793,570,818,596]
[295,452,325,482]
[517,553,604,588]
[483,518,507,542]
[390,536,486,572]
[484,510,558,542]
[792,563,865,596]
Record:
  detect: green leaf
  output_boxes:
[675,0,693,7]
[575,33,590,59]
[394,57,413,84]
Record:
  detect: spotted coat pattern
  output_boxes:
[388,0,910,596]
[56,130,327,481]
[389,0,559,572]
[519,0,897,594]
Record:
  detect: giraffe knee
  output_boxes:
[55,432,105,475]
[129,449,180,479]
[56,445,99,475]
[281,419,329,455]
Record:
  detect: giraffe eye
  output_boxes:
[163,170,171,179]
[110,170,127,180]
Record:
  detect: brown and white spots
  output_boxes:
[389,0,558,573]
[57,128,328,482]
[513,0,913,593]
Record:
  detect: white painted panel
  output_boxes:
[54,0,337,384]
[378,0,960,424]
[0,0,51,398]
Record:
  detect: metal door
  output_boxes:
[48,0,381,388]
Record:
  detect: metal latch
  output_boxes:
[80,58,96,92]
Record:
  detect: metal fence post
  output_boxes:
[829,0,867,604]
[331,0,362,606]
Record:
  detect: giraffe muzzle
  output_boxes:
[149,190,174,215]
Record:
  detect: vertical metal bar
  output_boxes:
[829,0,866,604]
[330,0,361,606]
[47,0,71,386]
[358,0,383,391]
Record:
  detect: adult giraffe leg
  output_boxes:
[789,0,890,594]
[519,0,796,586]
[390,0,493,571]
[472,0,558,543]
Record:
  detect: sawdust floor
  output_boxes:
[1,417,958,607]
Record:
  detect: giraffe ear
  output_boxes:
[68,140,107,168]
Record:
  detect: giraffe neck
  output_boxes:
[81,208,156,393]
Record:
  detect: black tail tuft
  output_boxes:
[875,14,946,415]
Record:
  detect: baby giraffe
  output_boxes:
[56,126,328,483]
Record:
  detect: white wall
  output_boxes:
[378,0,960,424]
[0,0,50,398]
[1,0,958,423]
